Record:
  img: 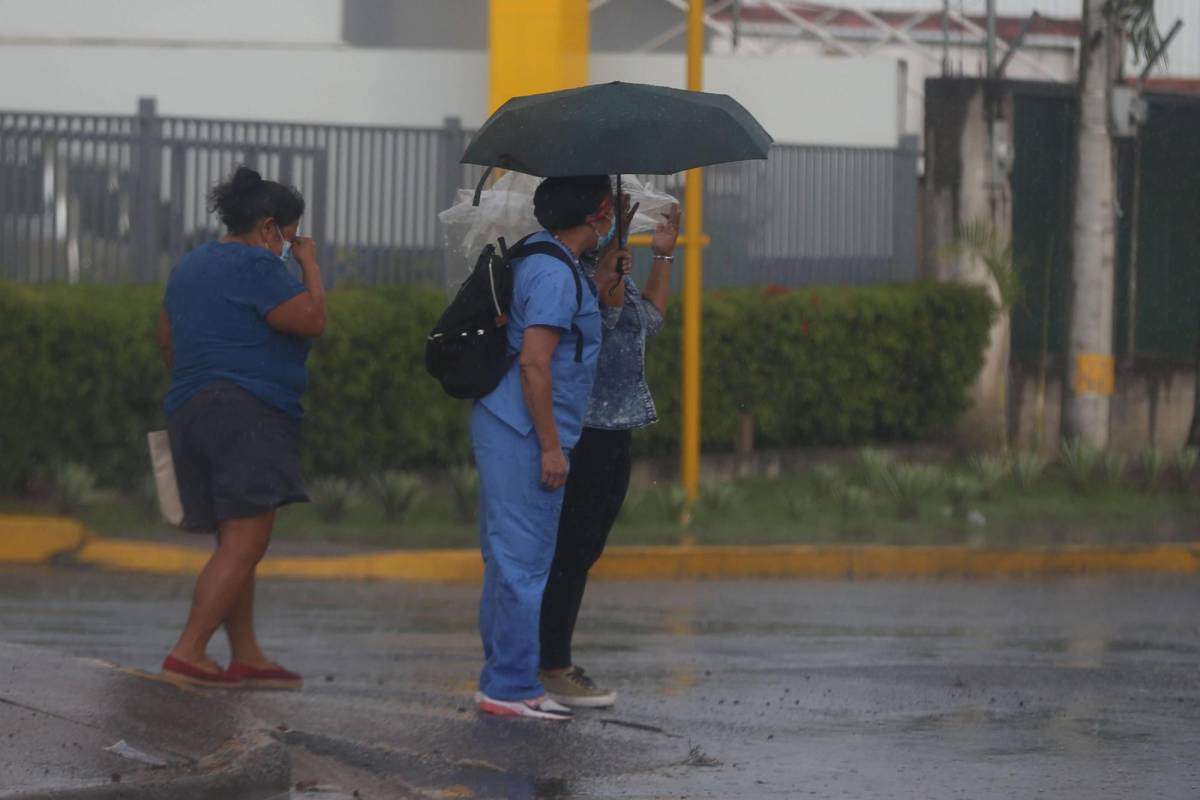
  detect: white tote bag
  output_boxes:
[147,430,185,527]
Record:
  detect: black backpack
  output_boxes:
[425,234,583,400]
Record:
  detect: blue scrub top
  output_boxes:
[479,232,602,450]
[164,241,310,419]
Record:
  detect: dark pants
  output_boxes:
[539,426,633,671]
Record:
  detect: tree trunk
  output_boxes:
[1063,0,1121,447]
[1189,334,1200,447]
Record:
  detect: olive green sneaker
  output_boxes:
[538,666,617,708]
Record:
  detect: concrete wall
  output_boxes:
[923,79,1015,449]
[1011,361,1197,455]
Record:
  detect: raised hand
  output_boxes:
[652,205,680,257]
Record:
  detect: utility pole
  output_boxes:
[1063,0,1121,446]
[941,0,951,75]
[681,0,705,512]
[985,0,997,78]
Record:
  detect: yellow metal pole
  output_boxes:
[681,0,705,510]
[489,0,589,112]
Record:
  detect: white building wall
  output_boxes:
[593,53,902,147]
[0,43,901,146]
[0,0,343,44]
[714,36,1075,138]
[0,44,490,128]
[4,0,1190,145]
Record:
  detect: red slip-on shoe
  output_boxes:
[226,661,304,690]
[160,656,243,689]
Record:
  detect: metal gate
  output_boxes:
[1,98,915,289]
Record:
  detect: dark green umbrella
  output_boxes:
[462,81,772,257]
[462,81,773,179]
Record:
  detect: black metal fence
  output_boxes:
[0,99,917,288]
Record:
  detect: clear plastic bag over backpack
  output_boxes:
[438,172,678,279]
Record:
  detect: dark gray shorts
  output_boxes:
[167,380,308,532]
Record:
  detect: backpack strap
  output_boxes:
[507,240,586,363]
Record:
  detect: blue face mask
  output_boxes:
[275,224,292,263]
[594,216,616,251]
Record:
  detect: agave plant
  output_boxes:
[809,464,843,493]
[828,483,872,519]
[1135,448,1169,491]
[881,463,944,520]
[1060,438,1102,493]
[309,477,360,523]
[648,485,690,524]
[968,454,1010,499]
[50,462,99,514]
[1171,448,1200,490]
[369,471,425,523]
[1102,451,1128,488]
[856,448,897,493]
[1011,451,1048,492]
[946,474,984,520]
[700,483,741,515]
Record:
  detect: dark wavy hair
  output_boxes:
[208,165,305,234]
[533,175,613,231]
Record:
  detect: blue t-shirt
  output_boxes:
[479,232,602,450]
[163,241,310,419]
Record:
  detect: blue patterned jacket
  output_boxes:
[583,273,665,431]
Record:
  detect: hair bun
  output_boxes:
[230,165,263,195]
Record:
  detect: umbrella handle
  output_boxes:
[615,174,624,246]
[607,174,625,298]
[471,166,495,207]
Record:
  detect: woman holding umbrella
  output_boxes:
[538,201,680,709]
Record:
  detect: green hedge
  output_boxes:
[0,281,992,492]
[639,283,996,455]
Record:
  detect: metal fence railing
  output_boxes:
[0,99,917,288]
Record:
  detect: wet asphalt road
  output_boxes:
[1,566,1198,799]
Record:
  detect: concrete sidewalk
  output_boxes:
[2,514,1200,581]
[0,642,288,800]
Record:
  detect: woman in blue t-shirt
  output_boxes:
[157,166,326,690]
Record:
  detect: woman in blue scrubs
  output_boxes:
[471,175,627,721]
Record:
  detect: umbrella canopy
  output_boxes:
[461,81,773,177]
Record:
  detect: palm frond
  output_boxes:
[939,220,1023,311]
[1108,0,1164,65]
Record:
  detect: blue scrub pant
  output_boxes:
[470,403,568,700]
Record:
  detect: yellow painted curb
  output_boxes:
[590,543,1200,580]
[63,537,1200,582]
[74,538,213,575]
[0,515,90,564]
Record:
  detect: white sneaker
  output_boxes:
[474,691,573,721]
